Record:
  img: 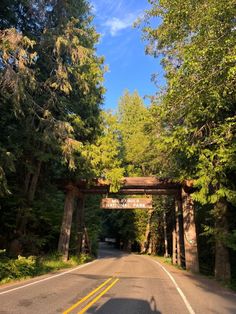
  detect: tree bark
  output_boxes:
[58,186,77,260]
[84,227,91,255]
[214,200,231,281]
[172,228,177,264]
[163,209,169,257]
[24,171,31,195]
[175,197,185,268]
[150,232,158,255]
[182,189,199,272]
[25,160,42,203]
[76,198,85,257]
[28,160,42,202]
[141,209,154,254]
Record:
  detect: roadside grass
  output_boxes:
[149,254,185,270]
[154,255,173,265]
[0,250,92,285]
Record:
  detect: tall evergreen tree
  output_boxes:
[141,0,236,280]
[118,90,152,176]
[0,0,105,255]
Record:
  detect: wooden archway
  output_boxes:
[58,177,199,273]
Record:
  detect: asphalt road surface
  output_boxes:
[0,243,236,314]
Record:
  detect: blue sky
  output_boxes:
[91,0,164,110]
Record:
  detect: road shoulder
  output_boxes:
[146,255,236,314]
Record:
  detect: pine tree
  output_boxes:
[141,0,236,280]
[118,90,152,176]
[0,0,105,256]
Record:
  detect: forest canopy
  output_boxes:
[0,0,235,287]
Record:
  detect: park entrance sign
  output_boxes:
[58,177,199,274]
[100,198,152,209]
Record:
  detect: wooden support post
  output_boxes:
[58,184,81,261]
[76,197,85,257]
[182,188,199,272]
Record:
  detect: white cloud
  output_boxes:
[104,14,135,36]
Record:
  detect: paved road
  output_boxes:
[0,244,236,314]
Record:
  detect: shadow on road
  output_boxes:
[88,297,161,313]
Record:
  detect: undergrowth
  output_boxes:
[0,250,92,285]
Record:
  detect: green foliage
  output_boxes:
[83,111,124,191]
[118,90,152,176]
[0,252,92,284]
[133,209,149,246]
[141,0,236,190]
[0,0,106,257]
[0,255,37,282]
[0,0,105,192]
[70,253,92,265]
[140,0,236,280]
[1,0,235,287]
[84,195,102,256]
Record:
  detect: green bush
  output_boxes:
[0,252,93,284]
[0,255,36,282]
[76,253,92,264]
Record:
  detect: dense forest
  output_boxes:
[0,0,235,288]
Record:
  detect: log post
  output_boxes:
[58,184,81,261]
[182,188,199,272]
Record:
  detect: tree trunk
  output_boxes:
[58,186,77,260]
[172,228,177,264]
[175,201,181,266]
[182,189,199,272]
[150,232,158,255]
[84,227,91,255]
[214,200,231,281]
[163,209,169,257]
[24,160,42,203]
[76,198,85,257]
[24,171,31,195]
[28,160,42,202]
[141,209,154,254]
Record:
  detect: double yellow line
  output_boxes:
[63,277,119,314]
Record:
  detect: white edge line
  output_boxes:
[0,260,97,296]
[148,257,195,314]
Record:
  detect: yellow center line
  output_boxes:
[77,278,119,314]
[63,277,113,314]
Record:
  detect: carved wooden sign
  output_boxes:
[100,198,152,209]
